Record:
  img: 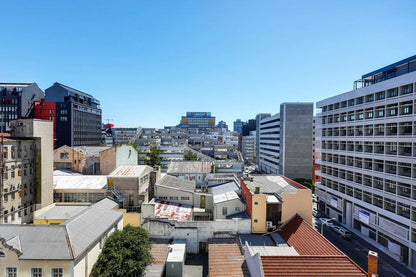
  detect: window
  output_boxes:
[222,207,228,215]
[0,250,6,259]
[235,207,241,212]
[169,196,178,200]
[254,219,258,223]
[31,268,42,277]
[180,196,190,200]
[6,267,17,277]
[51,268,63,277]
[254,202,258,205]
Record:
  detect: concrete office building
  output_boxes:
[255,113,271,166]
[178,112,216,131]
[45,82,102,147]
[242,133,256,162]
[316,55,416,268]
[258,103,313,179]
[0,82,44,131]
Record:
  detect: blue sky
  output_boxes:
[1,1,415,128]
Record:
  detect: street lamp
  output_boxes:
[321,218,336,234]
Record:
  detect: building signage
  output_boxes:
[359,209,370,225]
[330,196,338,208]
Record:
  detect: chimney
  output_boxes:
[254,187,260,194]
[367,250,378,277]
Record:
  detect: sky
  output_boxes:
[1,1,416,128]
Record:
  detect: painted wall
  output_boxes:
[281,188,313,225]
[100,145,138,175]
[54,145,85,173]
[251,194,267,233]
[213,198,245,220]
[244,243,263,277]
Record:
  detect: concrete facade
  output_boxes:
[258,103,313,179]
[100,144,138,175]
[316,60,416,268]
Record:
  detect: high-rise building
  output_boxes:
[45,82,102,147]
[233,119,243,134]
[217,120,228,131]
[0,82,44,131]
[316,55,416,268]
[255,113,271,165]
[178,112,215,131]
[0,119,54,224]
[241,132,256,162]
[258,103,313,179]
[242,119,256,136]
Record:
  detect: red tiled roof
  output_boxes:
[209,242,250,277]
[261,256,367,276]
[280,214,343,256]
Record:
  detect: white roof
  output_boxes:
[211,181,241,204]
[53,175,108,190]
[250,246,299,256]
[266,195,281,204]
[109,165,150,177]
[167,241,186,263]
[53,169,83,176]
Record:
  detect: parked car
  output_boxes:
[331,226,352,239]
[312,209,322,218]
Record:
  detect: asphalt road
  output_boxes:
[316,221,416,277]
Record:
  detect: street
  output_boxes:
[315,221,416,277]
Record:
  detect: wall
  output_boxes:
[280,103,313,179]
[53,145,85,174]
[99,146,116,175]
[251,194,267,233]
[142,218,251,253]
[0,247,72,277]
[240,179,252,217]
[281,188,312,225]
[244,243,263,277]
[214,198,245,220]
[122,211,141,227]
[155,185,194,206]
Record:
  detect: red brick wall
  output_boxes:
[240,179,252,217]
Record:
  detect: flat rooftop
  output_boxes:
[242,175,304,195]
[153,200,193,221]
[167,161,212,174]
[34,205,89,220]
[157,175,196,192]
[109,165,150,177]
[53,175,108,190]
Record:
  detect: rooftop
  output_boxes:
[261,256,367,276]
[167,161,212,174]
[211,181,241,204]
[53,169,83,176]
[0,198,122,260]
[72,146,110,156]
[153,200,193,221]
[156,175,196,192]
[34,205,89,220]
[242,175,305,195]
[280,214,343,256]
[109,165,151,177]
[208,240,249,277]
[53,175,108,190]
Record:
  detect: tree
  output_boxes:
[183,150,200,161]
[90,226,153,277]
[146,145,161,166]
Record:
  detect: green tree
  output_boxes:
[90,226,153,277]
[183,150,200,161]
[146,145,161,166]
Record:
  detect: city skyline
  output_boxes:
[1,1,415,128]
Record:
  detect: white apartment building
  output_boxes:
[258,103,313,179]
[242,134,256,162]
[316,55,416,268]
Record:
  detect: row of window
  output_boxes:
[4,267,63,277]
[319,178,414,221]
[321,83,415,112]
[322,102,414,124]
[159,196,190,201]
[322,121,415,137]
[321,141,416,157]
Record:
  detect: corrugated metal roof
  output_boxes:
[0,198,122,261]
[208,241,250,277]
[211,181,240,204]
[34,205,89,220]
[242,175,297,195]
[73,146,110,156]
[0,225,73,260]
[167,161,212,174]
[153,200,193,221]
[53,175,108,190]
[53,169,83,176]
[156,175,196,192]
[109,165,151,177]
[261,256,367,276]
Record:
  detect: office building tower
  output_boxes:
[316,55,416,267]
[255,113,271,165]
[258,103,313,179]
[45,82,102,147]
[233,119,243,134]
[178,112,215,131]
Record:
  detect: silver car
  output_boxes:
[332,226,352,239]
